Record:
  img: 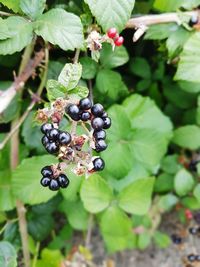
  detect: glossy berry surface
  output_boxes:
[47,128,60,141]
[107,28,117,39]
[58,174,70,188]
[93,130,106,140]
[80,111,91,121]
[49,179,60,191]
[115,36,124,46]
[101,111,108,118]
[91,117,104,130]
[93,157,105,171]
[46,142,59,154]
[59,131,71,145]
[41,166,53,177]
[41,135,49,146]
[189,227,197,235]
[79,97,92,110]
[171,234,182,245]
[40,177,51,187]
[189,15,198,26]
[187,254,196,262]
[91,103,104,117]
[103,117,111,129]
[41,123,53,134]
[66,104,80,121]
[95,139,107,152]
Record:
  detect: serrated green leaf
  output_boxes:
[0,0,20,13]
[100,43,129,69]
[20,0,46,20]
[0,16,33,55]
[46,80,66,101]
[174,169,194,197]
[68,86,89,101]
[0,170,15,211]
[58,63,82,90]
[172,125,200,150]
[80,57,98,79]
[85,0,135,32]
[34,8,84,51]
[12,155,58,205]
[80,174,113,213]
[0,241,17,267]
[118,177,155,215]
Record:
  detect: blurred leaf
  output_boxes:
[34,8,84,51]
[47,61,65,80]
[193,184,200,203]
[80,174,113,213]
[174,169,194,197]
[0,241,17,267]
[100,43,129,69]
[154,0,200,11]
[80,57,98,79]
[158,194,178,212]
[137,232,151,250]
[68,86,89,101]
[12,155,58,205]
[181,196,200,210]
[145,23,178,40]
[85,0,135,32]
[153,231,171,248]
[118,177,155,215]
[0,0,20,12]
[129,57,151,79]
[172,125,200,150]
[36,249,63,267]
[154,173,174,193]
[161,155,181,174]
[20,0,46,20]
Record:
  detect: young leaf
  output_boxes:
[0,17,33,55]
[80,57,98,79]
[172,125,200,150]
[46,80,66,101]
[0,241,17,267]
[20,0,46,20]
[12,155,58,205]
[85,0,135,32]
[129,57,151,79]
[80,174,113,213]
[58,63,82,90]
[174,169,194,197]
[0,0,20,13]
[34,8,84,50]
[68,86,89,100]
[118,177,155,215]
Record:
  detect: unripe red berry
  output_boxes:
[107,28,117,39]
[114,36,124,46]
[185,209,193,220]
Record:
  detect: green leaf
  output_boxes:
[181,196,200,210]
[20,0,46,20]
[96,69,128,100]
[129,57,151,79]
[158,194,178,212]
[60,200,89,230]
[172,125,200,150]
[12,155,58,205]
[123,94,173,137]
[0,16,33,55]
[153,231,171,248]
[100,43,129,69]
[46,80,66,101]
[0,241,17,267]
[80,57,98,79]
[179,81,200,93]
[0,170,15,211]
[36,249,63,267]
[0,0,20,12]
[58,63,82,90]
[174,169,194,197]
[193,184,200,203]
[85,0,135,32]
[145,23,178,40]
[80,174,113,213]
[137,232,151,250]
[100,206,135,252]
[175,32,200,83]
[154,0,200,11]
[68,86,89,101]
[47,61,65,80]
[161,155,181,174]
[154,173,174,193]
[34,8,84,51]
[118,177,155,215]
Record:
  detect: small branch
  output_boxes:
[32,242,40,267]
[73,49,80,64]
[0,11,14,16]
[88,80,93,105]
[85,214,94,248]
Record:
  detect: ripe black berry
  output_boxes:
[41,166,53,177]
[188,160,198,172]
[45,142,59,154]
[41,123,53,134]
[196,255,200,261]
[49,179,60,191]
[91,117,104,130]
[95,139,107,152]
[101,111,108,118]
[189,227,197,235]
[91,103,104,117]
[189,15,198,27]
[58,131,71,145]
[80,111,91,121]
[40,177,51,187]
[103,117,111,129]
[66,104,80,121]
[79,98,92,110]
[93,130,106,140]
[93,157,105,171]
[58,174,70,188]
[47,128,60,141]
[171,234,182,245]
[187,254,196,262]
[41,135,49,146]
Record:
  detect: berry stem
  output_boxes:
[85,214,94,248]
[32,242,40,267]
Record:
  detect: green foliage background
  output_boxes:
[1,0,200,265]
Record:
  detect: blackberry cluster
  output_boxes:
[188,227,200,235]
[40,166,69,191]
[41,123,71,154]
[187,254,200,262]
